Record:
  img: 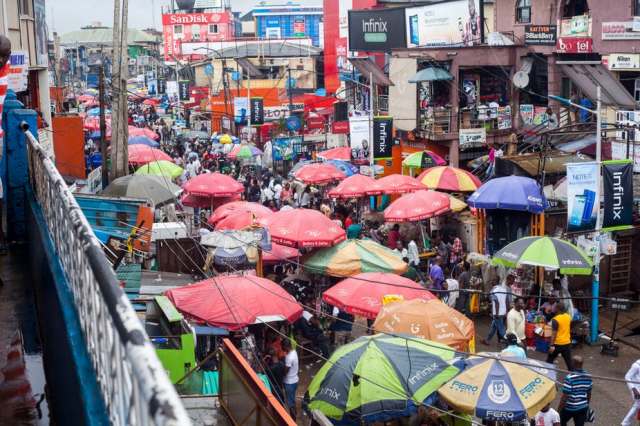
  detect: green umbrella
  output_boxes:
[304,239,408,277]
[135,160,184,179]
[101,175,181,206]
[492,236,593,275]
[306,334,459,423]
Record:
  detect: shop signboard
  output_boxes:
[332,120,350,134]
[602,21,640,40]
[178,80,190,101]
[250,97,264,125]
[559,15,591,37]
[556,37,592,54]
[519,104,534,125]
[7,51,29,92]
[373,116,393,159]
[524,25,557,45]
[349,116,370,163]
[602,160,634,231]
[607,53,640,70]
[348,8,407,52]
[405,0,481,48]
[459,128,486,147]
[234,97,249,125]
[497,106,512,130]
[161,12,232,59]
[272,136,299,161]
[566,162,599,232]
[293,16,306,37]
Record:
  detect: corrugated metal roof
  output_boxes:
[217,41,321,58]
[560,64,636,108]
[60,27,159,46]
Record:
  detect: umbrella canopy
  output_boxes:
[384,190,451,222]
[293,163,346,185]
[183,172,244,198]
[128,145,173,165]
[467,176,546,213]
[447,194,468,213]
[263,243,300,264]
[288,159,315,178]
[307,334,459,424]
[213,210,270,231]
[264,208,346,248]
[402,151,447,169]
[317,146,351,161]
[417,166,481,192]
[438,354,557,422]
[129,126,159,140]
[373,299,474,351]
[165,275,302,331]
[181,193,241,209]
[326,160,359,177]
[323,272,436,319]
[408,67,454,83]
[228,144,263,160]
[208,201,273,226]
[217,134,234,144]
[492,236,593,275]
[328,174,383,199]
[135,160,184,179]
[305,239,408,277]
[101,175,180,206]
[377,174,425,194]
[128,135,160,147]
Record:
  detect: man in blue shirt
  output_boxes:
[428,256,445,298]
[500,333,526,360]
[558,355,592,426]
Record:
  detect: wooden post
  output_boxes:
[256,249,264,277]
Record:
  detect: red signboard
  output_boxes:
[306,116,326,130]
[162,12,233,60]
[332,121,349,134]
[556,37,592,54]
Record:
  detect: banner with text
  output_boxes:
[250,97,264,125]
[373,116,393,159]
[566,162,599,232]
[349,116,370,163]
[602,160,633,231]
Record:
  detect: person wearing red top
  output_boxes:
[0,35,11,256]
[387,224,400,249]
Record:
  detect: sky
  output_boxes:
[47,0,322,34]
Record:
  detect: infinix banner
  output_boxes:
[566,162,599,232]
[373,116,393,160]
[602,160,633,231]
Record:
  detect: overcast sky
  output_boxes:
[47,0,322,34]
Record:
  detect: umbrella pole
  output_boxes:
[257,248,264,277]
[538,280,543,311]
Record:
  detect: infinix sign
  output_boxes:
[349,8,406,51]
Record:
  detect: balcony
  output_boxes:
[418,106,453,139]
[459,106,513,133]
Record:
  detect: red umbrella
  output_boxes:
[384,190,451,222]
[181,193,241,208]
[213,210,270,231]
[165,275,303,331]
[328,174,383,199]
[317,146,351,161]
[263,243,300,264]
[129,126,160,140]
[264,208,346,248]
[208,201,273,225]
[78,94,95,102]
[183,172,244,198]
[322,272,436,319]
[143,98,160,106]
[293,163,346,185]
[128,145,173,165]
[377,174,425,194]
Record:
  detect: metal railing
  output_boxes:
[418,106,453,136]
[23,123,190,426]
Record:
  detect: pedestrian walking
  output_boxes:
[546,302,574,371]
[428,256,445,298]
[558,356,592,426]
[507,297,526,346]
[282,338,299,421]
[481,274,513,346]
[500,333,526,360]
[534,403,561,426]
[622,358,640,426]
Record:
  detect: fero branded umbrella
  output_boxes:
[208,201,273,226]
[317,146,351,161]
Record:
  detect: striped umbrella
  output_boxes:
[306,334,460,424]
[228,144,262,160]
[416,166,481,192]
[402,151,447,168]
[304,239,408,277]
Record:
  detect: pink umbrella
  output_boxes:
[377,174,425,194]
[129,126,160,141]
[293,163,346,185]
[183,172,244,198]
[213,211,271,231]
[263,243,300,264]
[328,174,383,199]
[317,146,351,161]
[208,201,273,225]
[384,190,451,222]
[263,208,346,248]
[128,145,173,165]
[181,193,241,209]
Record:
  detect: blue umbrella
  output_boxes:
[86,107,111,117]
[87,130,103,140]
[128,136,160,148]
[467,176,546,213]
[326,160,359,177]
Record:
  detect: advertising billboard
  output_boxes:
[405,0,481,48]
[349,116,370,163]
[566,162,599,232]
[602,160,634,231]
[524,25,557,45]
[373,116,393,159]
[348,8,407,51]
[161,12,233,59]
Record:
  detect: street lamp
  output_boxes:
[551,86,602,344]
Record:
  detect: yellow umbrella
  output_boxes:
[219,134,233,144]
[447,194,468,212]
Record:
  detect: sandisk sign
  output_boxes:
[556,37,592,53]
[162,12,229,25]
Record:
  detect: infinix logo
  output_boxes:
[362,18,388,33]
[612,171,624,220]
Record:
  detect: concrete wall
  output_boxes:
[388,57,417,132]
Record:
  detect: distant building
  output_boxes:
[240,11,256,37]
[252,2,323,47]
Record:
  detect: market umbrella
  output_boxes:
[326,160,359,177]
[263,243,300,264]
[438,354,557,422]
[317,146,351,161]
[128,135,160,148]
[323,272,436,319]
[416,166,481,192]
[377,174,425,194]
[181,193,241,209]
[306,334,459,424]
[183,172,244,198]
[293,163,346,185]
[384,190,451,222]
[213,210,271,231]
[467,176,546,213]
[128,145,173,165]
[101,175,181,206]
[402,151,447,169]
[135,160,184,179]
[228,144,263,160]
[328,174,383,199]
[217,134,234,144]
[447,194,468,213]
[288,159,315,178]
[129,126,159,140]
[373,299,474,351]
[165,275,302,331]
[492,236,593,275]
[264,208,346,248]
[208,201,273,226]
[304,239,408,277]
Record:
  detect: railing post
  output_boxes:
[3,90,37,241]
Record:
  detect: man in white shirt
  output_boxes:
[407,240,420,268]
[282,339,299,420]
[622,358,640,426]
[445,277,459,308]
[534,403,560,426]
[481,274,513,346]
[506,297,526,345]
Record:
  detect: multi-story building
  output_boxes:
[252,2,323,47]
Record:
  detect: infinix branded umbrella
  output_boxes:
[304,239,408,277]
[306,334,459,424]
[492,236,593,275]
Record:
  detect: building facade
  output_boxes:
[253,2,323,47]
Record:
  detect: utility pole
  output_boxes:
[110,0,129,179]
[247,71,251,142]
[287,67,294,118]
[368,71,375,178]
[591,85,602,344]
[98,59,108,189]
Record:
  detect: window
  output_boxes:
[635,0,640,16]
[209,24,219,34]
[19,0,31,15]
[516,0,531,23]
[174,25,183,35]
[192,24,200,40]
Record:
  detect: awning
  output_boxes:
[408,67,453,83]
[497,152,591,177]
[349,57,394,86]
[235,57,262,77]
[560,64,635,107]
